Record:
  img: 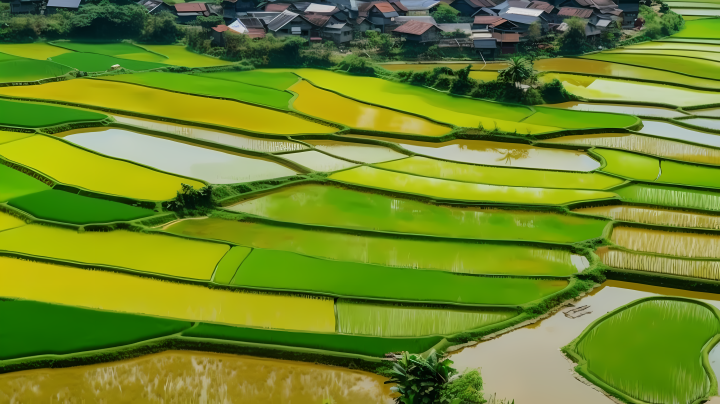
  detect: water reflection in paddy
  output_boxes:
[113,115,308,153]
[379,62,508,71]
[279,150,359,172]
[59,128,298,184]
[450,280,720,404]
[302,139,407,163]
[682,117,720,131]
[0,350,394,404]
[548,101,687,118]
[350,136,601,171]
[638,120,720,147]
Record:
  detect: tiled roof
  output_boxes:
[265,3,290,11]
[374,1,396,12]
[247,28,266,38]
[474,15,503,24]
[466,0,497,8]
[557,7,593,17]
[174,2,207,12]
[212,24,229,32]
[393,19,436,34]
[528,0,553,13]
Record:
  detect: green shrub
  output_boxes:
[139,10,182,44]
[432,3,460,23]
[69,0,148,39]
[539,78,575,104]
[386,351,457,404]
[557,17,591,54]
[440,370,486,404]
[335,54,377,75]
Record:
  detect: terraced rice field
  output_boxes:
[5,26,720,403]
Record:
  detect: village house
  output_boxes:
[46,0,81,13]
[9,0,42,14]
[137,0,172,15]
[392,19,442,42]
[174,3,209,23]
[357,1,403,32]
[450,0,500,16]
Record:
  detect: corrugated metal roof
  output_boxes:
[306,3,338,12]
[467,0,497,8]
[395,15,437,23]
[595,18,612,27]
[505,6,542,16]
[393,19,436,34]
[557,7,592,17]
[374,1,396,12]
[528,0,552,13]
[438,22,471,33]
[138,0,164,12]
[47,0,81,7]
[399,0,439,10]
[239,17,264,28]
[265,3,290,11]
[302,13,332,25]
[499,9,540,23]
[175,2,207,12]
[492,31,519,41]
[390,0,409,10]
[248,28,266,37]
[267,10,300,30]
[474,15,503,23]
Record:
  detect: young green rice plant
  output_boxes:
[574,205,720,229]
[612,226,720,259]
[615,184,720,212]
[547,134,720,166]
[571,298,720,404]
[599,248,720,280]
[336,300,516,337]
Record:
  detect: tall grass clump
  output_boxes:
[599,248,720,281]
[574,298,718,404]
[575,205,720,230]
[336,301,516,337]
[547,135,720,166]
[612,226,720,259]
[616,184,720,212]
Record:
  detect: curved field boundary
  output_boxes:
[538,69,720,92]
[581,52,720,82]
[563,296,720,404]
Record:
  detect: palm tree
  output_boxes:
[497,56,534,89]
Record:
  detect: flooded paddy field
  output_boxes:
[57,128,298,184]
[278,150,359,172]
[548,102,688,118]
[301,139,406,163]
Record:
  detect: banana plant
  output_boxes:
[385,350,458,404]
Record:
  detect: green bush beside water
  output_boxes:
[0,299,191,361]
[183,323,443,357]
[232,249,569,306]
[8,189,154,224]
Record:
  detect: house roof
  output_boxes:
[474,15,503,23]
[505,6,542,15]
[595,18,612,27]
[557,6,592,17]
[247,28,266,37]
[398,0,439,10]
[437,22,472,33]
[212,25,230,32]
[618,2,638,11]
[492,31,519,41]
[175,2,207,12]
[302,13,332,25]
[47,0,81,7]
[393,19,436,34]
[267,10,300,30]
[395,15,437,24]
[239,17,264,28]
[390,0,409,10]
[466,0,497,8]
[265,3,290,11]
[305,3,339,12]
[374,1,396,12]
[528,0,552,13]
[137,0,164,12]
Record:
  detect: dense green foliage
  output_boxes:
[233,248,568,305]
[0,164,50,202]
[164,184,214,215]
[138,11,183,44]
[432,3,460,23]
[386,351,457,404]
[440,370,486,404]
[68,1,148,39]
[0,99,107,127]
[8,189,154,224]
[51,52,165,72]
[640,5,684,39]
[0,299,191,360]
[569,298,719,404]
[183,323,444,357]
[558,17,592,55]
[98,71,293,109]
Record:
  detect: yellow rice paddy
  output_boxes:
[0,257,335,332]
[0,135,204,201]
[290,80,450,136]
[0,43,71,59]
[611,226,720,259]
[134,45,235,67]
[543,133,720,166]
[0,211,24,232]
[574,205,720,229]
[0,80,334,135]
[0,225,229,280]
[0,130,33,145]
[599,248,720,281]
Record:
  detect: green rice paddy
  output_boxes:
[8,190,154,224]
[583,52,720,81]
[375,156,623,189]
[0,164,50,202]
[567,298,720,404]
[232,248,568,305]
[197,70,301,91]
[0,59,73,83]
[330,166,616,205]
[615,183,720,211]
[228,184,610,243]
[0,299,190,361]
[166,218,584,276]
[213,246,252,284]
[672,18,720,39]
[98,72,294,110]
[659,160,720,189]
[594,148,660,181]
[0,100,107,128]
[50,52,166,72]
